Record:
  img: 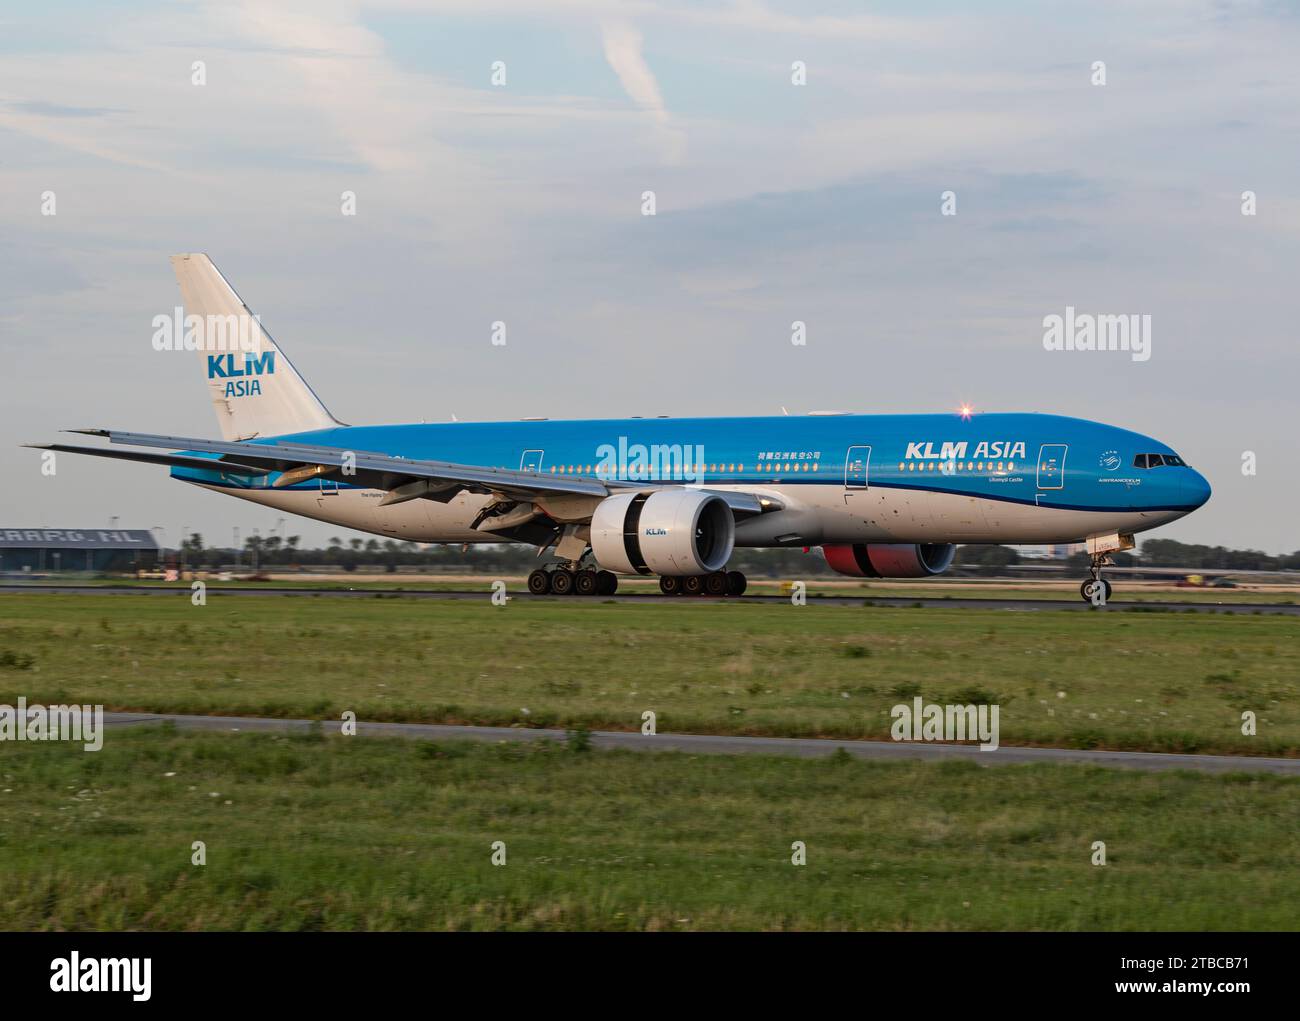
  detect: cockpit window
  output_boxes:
[1133,452,1186,468]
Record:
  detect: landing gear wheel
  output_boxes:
[1080,552,1115,604]
[660,575,682,596]
[726,570,748,596]
[1080,578,1113,603]
[704,572,728,597]
[596,571,618,595]
[527,569,551,595]
[683,575,704,596]
[575,569,598,596]
[550,569,574,595]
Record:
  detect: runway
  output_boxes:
[101,711,1300,774]
[5,583,1299,614]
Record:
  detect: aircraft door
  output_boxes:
[844,446,871,489]
[314,476,340,511]
[1036,444,1067,490]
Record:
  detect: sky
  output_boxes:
[1,0,1297,553]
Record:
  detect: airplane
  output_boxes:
[30,254,1212,603]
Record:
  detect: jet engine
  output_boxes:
[821,543,956,578]
[591,490,735,576]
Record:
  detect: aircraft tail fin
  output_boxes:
[170,253,342,441]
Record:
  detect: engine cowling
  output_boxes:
[822,543,956,578]
[591,490,735,576]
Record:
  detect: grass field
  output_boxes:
[9,575,1299,603]
[1,726,1295,931]
[1,594,1296,756]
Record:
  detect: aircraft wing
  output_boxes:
[33,429,776,515]
[25,442,273,477]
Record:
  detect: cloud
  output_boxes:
[600,20,684,163]
[8,100,121,118]
[3,0,1299,551]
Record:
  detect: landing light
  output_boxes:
[958,404,974,420]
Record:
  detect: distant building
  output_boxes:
[0,528,160,573]
[1013,543,1082,561]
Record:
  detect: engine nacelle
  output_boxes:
[822,543,956,578]
[591,490,735,576]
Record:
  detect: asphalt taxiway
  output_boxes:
[101,712,1300,774]
[5,584,1298,614]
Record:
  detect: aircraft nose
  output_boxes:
[1183,468,1211,508]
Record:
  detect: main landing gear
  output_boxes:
[1080,553,1114,604]
[528,565,618,596]
[526,566,750,598]
[660,571,747,597]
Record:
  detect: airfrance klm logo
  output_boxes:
[206,351,276,398]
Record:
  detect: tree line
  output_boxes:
[956,539,1300,572]
[169,533,1300,575]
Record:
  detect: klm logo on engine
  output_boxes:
[207,352,275,398]
[645,528,668,536]
[905,440,1026,461]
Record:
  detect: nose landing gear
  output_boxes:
[1080,553,1114,604]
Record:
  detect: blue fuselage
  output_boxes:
[175,411,1209,518]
